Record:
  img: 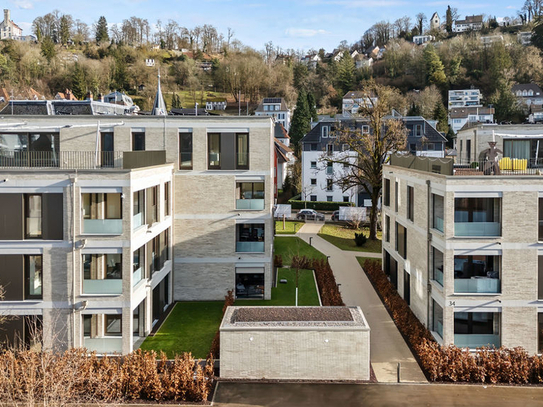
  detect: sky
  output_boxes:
[7,0,525,52]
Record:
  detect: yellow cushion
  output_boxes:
[499,157,511,170]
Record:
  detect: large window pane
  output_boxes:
[433,247,443,286]
[106,254,122,279]
[105,315,122,336]
[132,132,145,151]
[236,273,264,299]
[25,255,42,299]
[396,222,407,259]
[454,255,500,294]
[454,197,501,237]
[539,313,543,354]
[25,194,42,238]
[133,190,144,229]
[384,179,390,206]
[236,224,265,252]
[433,194,444,232]
[454,312,500,348]
[432,300,443,338]
[208,133,221,169]
[105,194,121,219]
[179,133,193,169]
[236,133,249,169]
[539,198,543,241]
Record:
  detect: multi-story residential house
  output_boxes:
[0,147,173,354]
[413,35,434,45]
[518,32,533,46]
[274,123,295,193]
[300,115,446,205]
[383,154,543,354]
[342,91,378,116]
[0,114,275,352]
[448,106,495,134]
[512,83,543,107]
[453,15,483,33]
[455,123,543,163]
[255,98,291,132]
[0,9,22,40]
[448,89,483,110]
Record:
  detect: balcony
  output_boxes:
[454,277,500,294]
[0,151,123,169]
[82,279,122,295]
[133,212,144,229]
[83,219,123,235]
[132,268,143,287]
[454,222,500,237]
[236,199,265,210]
[434,216,444,233]
[83,337,123,354]
[236,242,265,252]
[454,334,500,348]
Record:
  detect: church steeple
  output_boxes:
[152,70,167,116]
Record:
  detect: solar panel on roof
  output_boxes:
[263,98,282,104]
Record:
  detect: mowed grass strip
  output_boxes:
[274,236,327,266]
[275,220,303,235]
[319,224,382,253]
[140,301,224,359]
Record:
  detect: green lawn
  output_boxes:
[139,301,224,359]
[139,267,320,358]
[275,220,303,234]
[319,224,382,253]
[274,236,327,266]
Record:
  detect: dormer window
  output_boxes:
[322,126,329,138]
[529,90,534,96]
[362,125,370,134]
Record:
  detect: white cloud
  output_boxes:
[506,5,516,9]
[11,0,34,10]
[285,28,329,37]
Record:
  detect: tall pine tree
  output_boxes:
[95,16,109,44]
[307,92,319,123]
[71,63,86,100]
[445,6,453,34]
[433,101,449,133]
[289,89,311,146]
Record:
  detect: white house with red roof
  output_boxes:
[0,10,22,40]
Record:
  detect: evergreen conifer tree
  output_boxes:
[289,89,311,145]
[433,101,449,133]
[307,92,319,122]
[71,63,86,100]
[95,16,109,44]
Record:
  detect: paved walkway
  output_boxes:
[213,382,543,407]
[291,222,426,383]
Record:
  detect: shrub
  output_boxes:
[208,289,235,359]
[354,232,367,246]
[274,254,283,268]
[311,258,344,306]
[362,258,543,384]
[287,199,354,211]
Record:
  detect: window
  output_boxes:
[454,197,501,237]
[106,254,122,279]
[415,124,422,136]
[82,193,122,234]
[105,315,122,336]
[432,300,443,338]
[310,178,317,185]
[343,196,349,203]
[409,143,416,152]
[148,186,158,224]
[236,223,265,252]
[396,222,407,259]
[404,270,410,305]
[432,194,444,232]
[132,132,145,151]
[454,312,500,348]
[539,256,543,300]
[433,247,444,286]
[327,196,333,202]
[25,255,42,299]
[179,133,193,169]
[385,215,390,242]
[326,144,333,155]
[539,198,543,241]
[342,144,349,152]
[539,313,543,353]
[133,246,144,285]
[236,182,264,210]
[322,126,329,138]
[310,144,318,151]
[236,272,264,299]
[362,125,370,134]
[310,195,317,202]
[25,194,42,239]
[394,181,399,212]
[326,162,333,175]
[384,179,390,206]
[310,161,317,169]
[454,255,500,294]
[208,133,221,169]
[326,179,333,191]
[133,190,145,229]
[236,133,249,169]
[164,182,170,217]
[407,186,414,221]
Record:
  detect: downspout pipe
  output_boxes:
[71,173,77,348]
[426,179,431,329]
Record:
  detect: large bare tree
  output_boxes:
[323,81,408,240]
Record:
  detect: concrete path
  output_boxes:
[213,382,543,407]
[290,222,426,383]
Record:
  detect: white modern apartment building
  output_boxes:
[0,150,173,354]
[383,155,543,354]
[448,89,482,110]
[0,114,275,353]
[255,98,291,132]
[448,106,494,134]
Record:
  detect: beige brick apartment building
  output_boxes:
[383,155,543,354]
[0,115,274,353]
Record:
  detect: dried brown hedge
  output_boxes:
[311,258,344,306]
[0,348,214,404]
[209,289,235,359]
[363,258,543,384]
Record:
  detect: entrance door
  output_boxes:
[101,132,114,167]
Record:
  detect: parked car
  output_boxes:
[331,210,340,221]
[296,209,325,221]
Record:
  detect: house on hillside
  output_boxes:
[301,54,321,70]
[453,15,483,33]
[355,56,373,69]
[255,97,291,131]
[512,83,543,107]
[448,89,482,110]
[55,89,78,101]
[448,106,494,133]
[430,12,440,31]
[206,99,227,111]
[0,9,22,40]
[518,32,533,45]
[274,123,296,192]
[342,91,378,116]
[413,35,434,45]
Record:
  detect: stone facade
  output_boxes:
[383,160,543,354]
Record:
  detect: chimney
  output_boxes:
[4,9,9,25]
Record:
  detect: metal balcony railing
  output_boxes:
[454,158,543,176]
[0,151,123,169]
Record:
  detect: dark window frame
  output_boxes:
[208,133,221,169]
[24,194,42,239]
[104,314,122,336]
[132,132,145,151]
[384,179,390,207]
[236,133,249,170]
[407,185,414,222]
[179,132,193,170]
[24,254,42,300]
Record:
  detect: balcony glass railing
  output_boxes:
[83,337,122,354]
[434,268,443,286]
[434,216,444,233]
[236,241,265,252]
[454,278,500,294]
[236,199,265,210]
[83,279,122,295]
[132,212,144,229]
[132,268,143,287]
[454,334,500,348]
[83,219,123,235]
[436,321,443,338]
[454,222,500,237]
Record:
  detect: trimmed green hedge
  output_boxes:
[287,200,354,211]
